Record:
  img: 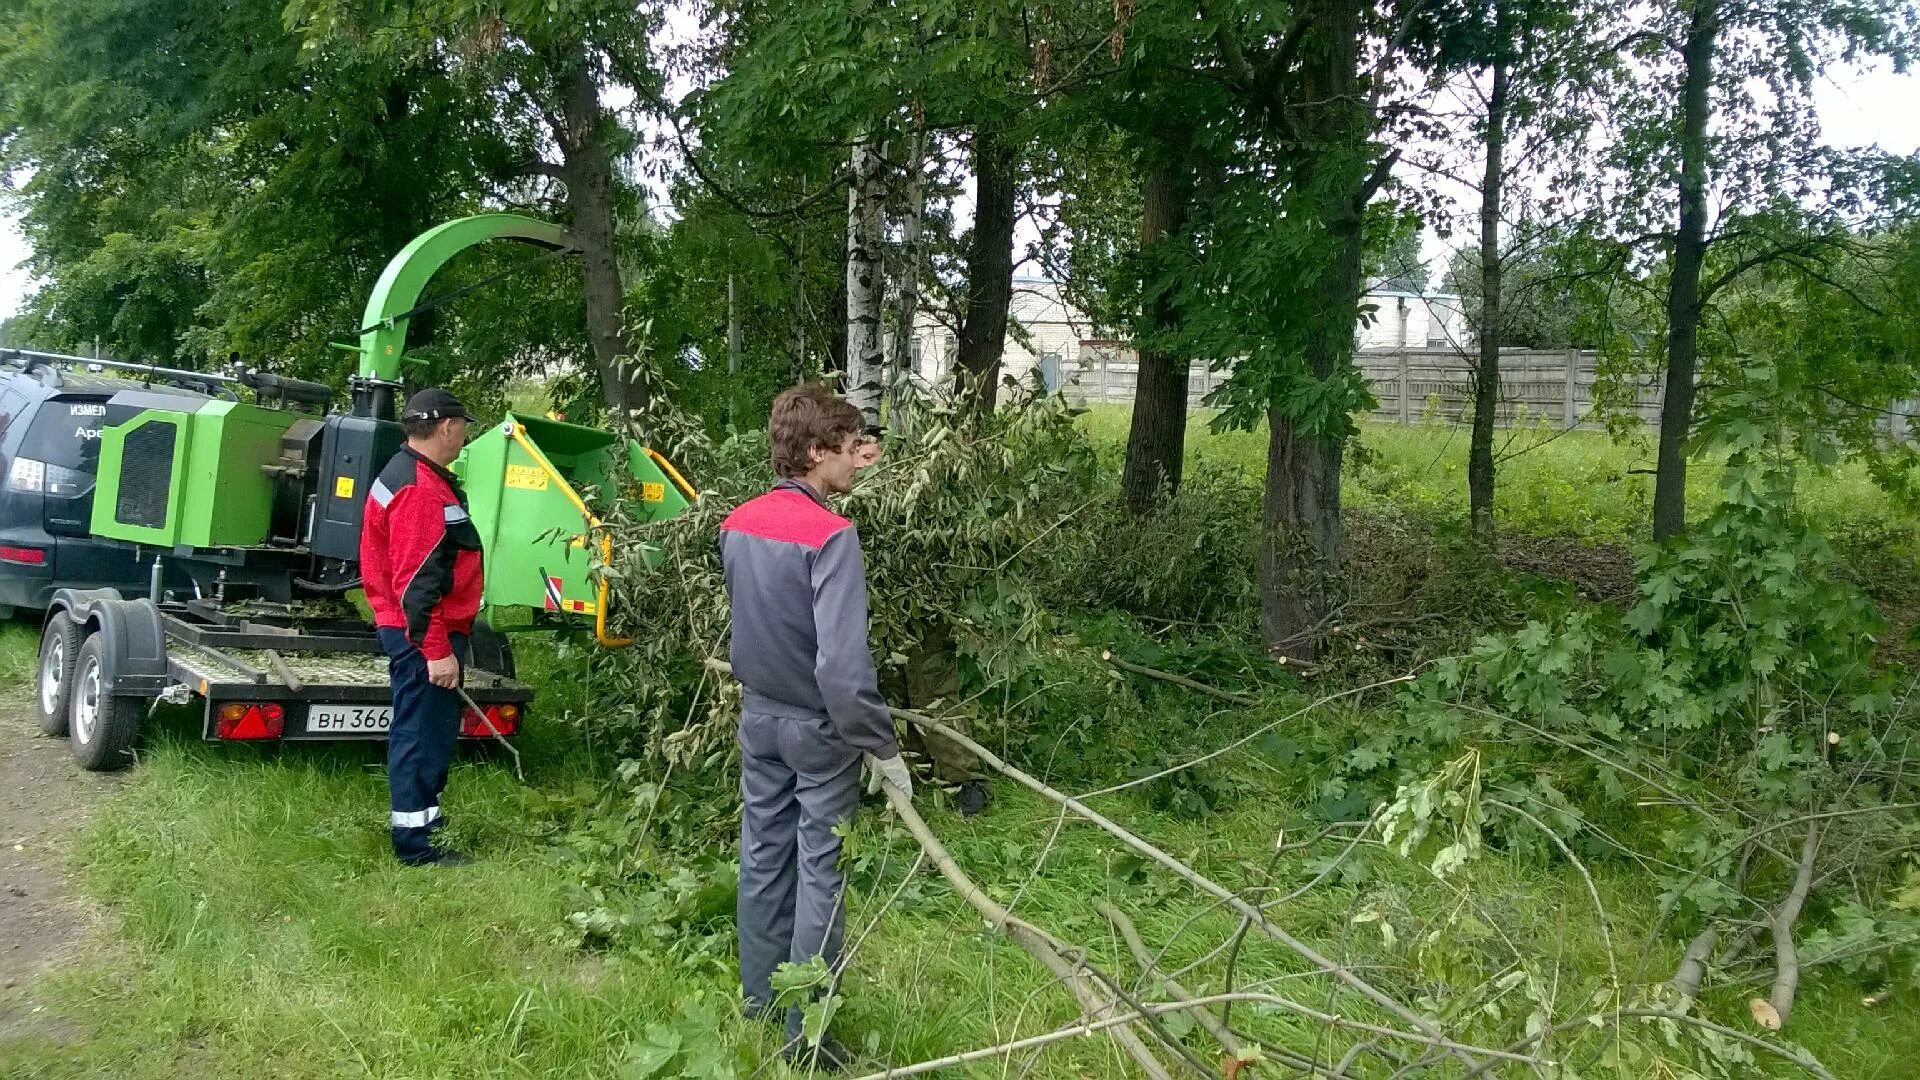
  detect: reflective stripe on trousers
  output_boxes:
[379,627,468,863]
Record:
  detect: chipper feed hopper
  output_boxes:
[30,214,694,770]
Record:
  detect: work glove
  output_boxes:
[865,752,914,803]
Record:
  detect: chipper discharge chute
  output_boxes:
[31,212,696,770]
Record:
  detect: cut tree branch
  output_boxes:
[889,708,1494,1072]
[849,993,1365,1080]
[1768,821,1822,1027]
[879,779,1175,1079]
[1102,651,1259,707]
[1097,899,1246,1060]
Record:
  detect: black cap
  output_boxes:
[401,387,470,422]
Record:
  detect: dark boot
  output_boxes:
[955,779,989,818]
[782,1032,853,1072]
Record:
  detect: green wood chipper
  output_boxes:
[23,214,693,770]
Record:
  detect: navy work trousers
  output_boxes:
[379,627,469,864]
[737,709,862,1040]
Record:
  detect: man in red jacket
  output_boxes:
[360,388,484,866]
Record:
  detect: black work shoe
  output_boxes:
[415,848,473,867]
[955,779,989,818]
[782,1033,853,1072]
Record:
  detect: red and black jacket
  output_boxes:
[360,447,484,660]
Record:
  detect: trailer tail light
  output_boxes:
[0,545,45,565]
[461,702,521,738]
[215,702,286,740]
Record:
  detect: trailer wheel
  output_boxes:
[34,611,83,736]
[69,634,143,771]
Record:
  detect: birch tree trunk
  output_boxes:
[889,127,927,421]
[845,138,887,422]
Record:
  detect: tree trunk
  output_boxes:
[1469,20,1511,543]
[555,57,645,424]
[1260,0,1368,661]
[956,126,1017,413]
[890,125,928,420]
[1121,157,1193,514]
[1653,1,1717,542]
[845,138,887,421]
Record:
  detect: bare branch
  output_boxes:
[1102,650,1260,707]
[1196,0,1259,92]
[1700,233,1849,302]
[880,781,1176,1079]
[850,993,1372,1080]
[1768,821,1822,1026]
[1359,149,1404,207]
[889,708,1490,1071]
[1098,899,1246,1060]
[509,158,567,182]
[1468,1008,1836,1080]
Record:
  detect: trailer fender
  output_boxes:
[52,589,167,695]
[46,587,124,630]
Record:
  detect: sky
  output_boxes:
[2,59,1918,324]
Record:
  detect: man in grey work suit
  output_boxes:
[721,383,912,1069]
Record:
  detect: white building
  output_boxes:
[1357,289,1472,351]
[911,277,1472,393]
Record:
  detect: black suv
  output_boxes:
[0,363,175,615]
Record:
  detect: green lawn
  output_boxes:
[1,625,1908,1078]
[1078,406,1908,544]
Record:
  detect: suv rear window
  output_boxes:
[20,397,112,472]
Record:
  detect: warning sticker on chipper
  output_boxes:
[542,575,594,615]
[641,481,665,503]
[506,464,549,490]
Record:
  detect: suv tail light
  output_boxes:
[9,456,90,496]
[461,702,521,737]
[215,702,286,740]
[0,545,45,565]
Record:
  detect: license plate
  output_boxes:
[309,704,393,733]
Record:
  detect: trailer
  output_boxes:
[36,588,534,769]
[18,213,696,771]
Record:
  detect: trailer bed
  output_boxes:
[156,607,532,741]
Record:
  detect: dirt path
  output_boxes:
[0,699,118,1040]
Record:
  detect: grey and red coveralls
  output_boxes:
[361,446,484,863]
[721,479,898,1035]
